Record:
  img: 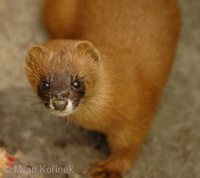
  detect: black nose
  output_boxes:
[52,100,68,111]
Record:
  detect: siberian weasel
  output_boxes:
[26,0,180,177]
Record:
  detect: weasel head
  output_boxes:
[26,40,101,117]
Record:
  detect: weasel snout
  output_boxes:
[51,98,68,111]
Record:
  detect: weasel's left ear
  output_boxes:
[73,41,100,62]
[26,45,46,67]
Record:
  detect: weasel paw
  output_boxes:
[88,161,123,178]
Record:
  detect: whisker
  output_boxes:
[23,95,37,98]
[42,109,51,121]
[56,116,70,133]
[67,117,70,128]
[29,101,42,106]
[57,117,63,129]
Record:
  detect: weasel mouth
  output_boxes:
[45,99,75,116]
[51,99,68,111]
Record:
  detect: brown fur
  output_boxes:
[26,0,180,177]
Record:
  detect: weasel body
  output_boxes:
[26,0,180,177]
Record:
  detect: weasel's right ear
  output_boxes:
[26,45,46,67]
[73,41,100,62]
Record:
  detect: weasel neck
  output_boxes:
[68,60,113,131]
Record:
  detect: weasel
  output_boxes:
[26,0,180,177]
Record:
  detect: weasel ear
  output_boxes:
[26,45,46,67]
[74,41,100,62]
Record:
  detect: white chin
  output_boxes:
[48,99,76,117]
[50,109,76,117]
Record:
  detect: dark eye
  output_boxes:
[41,81,50,91]
[71,80,81,90]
